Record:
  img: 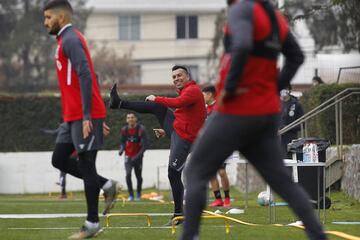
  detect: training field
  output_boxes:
[0,188,359,240]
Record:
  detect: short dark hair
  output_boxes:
[202,85,216,95]
[172,65,189,74]
[43,0,73,13]
[126,112,137,117]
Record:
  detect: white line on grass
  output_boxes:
[0,213,173,219]
[8,225,230,230]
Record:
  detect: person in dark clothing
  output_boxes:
[43,1,120,238]
[109,65,206,226]
[279,86,304,157]
[312,76,324,85]
[119,112,148,201]
[180,1,327,240]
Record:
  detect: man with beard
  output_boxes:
[43,1,120,238]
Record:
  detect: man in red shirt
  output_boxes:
[43,1,120,238]
[109,65,206,225]
[180,0,327,240]
[119,112,148,201]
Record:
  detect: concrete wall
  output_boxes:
[341,145,360,201]
[0,150,239,194]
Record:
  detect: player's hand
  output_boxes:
[83,120,93,139]
[118,150,124,156]
[103,122,110,136]
[153,128,166,138]
[145,95,156,102]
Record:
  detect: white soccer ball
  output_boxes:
[257,191,271,206]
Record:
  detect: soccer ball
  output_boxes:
[257,191,271,206]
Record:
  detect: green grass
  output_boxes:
[0,188,359,240]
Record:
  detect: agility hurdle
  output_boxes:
[48,192,73,198]
[99,194,127,207]
[106,213,152,227]
[171,215,231,235]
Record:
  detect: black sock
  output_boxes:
[214,190,222,199]
[224,190,230,198]
[168,167,184,215]
[78,150,100,223]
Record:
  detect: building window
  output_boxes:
[119,15,140,40]
[176,15,198,39]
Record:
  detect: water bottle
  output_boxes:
[311,143,319,163]
[302,142,310,162]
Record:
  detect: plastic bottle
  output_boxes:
[311,143,319,163]
[302,142,310,162]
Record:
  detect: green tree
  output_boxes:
[283,0,360,53]
[207,0,360,72]
[92,45,139,85]
[0,0,90,92]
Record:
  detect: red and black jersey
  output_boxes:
[215,0,304,116]
[155,81,206,143]
[55,24,106,122]
[120,124,147,157]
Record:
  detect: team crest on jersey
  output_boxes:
[55,45,60,59]
[56,60,62,71]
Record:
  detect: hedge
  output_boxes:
[0,94,172,152]
[1,83,359,152]
[300,83,360,144]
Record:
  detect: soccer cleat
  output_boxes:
[164,215,184,226]
[102,180,121,215]
[223,197,231,207]
[68,224,103,239]
[209,198,224,207]
[135,192,141,201]
[109,84,122,109]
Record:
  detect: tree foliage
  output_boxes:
[283,0,360,53]
[92,45,138,85]
[0,0,90,92]
[207,0,360,71]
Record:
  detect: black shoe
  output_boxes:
[109,84,122,109]
[164,215,184,226]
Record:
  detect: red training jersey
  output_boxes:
[155,81,206,143]
[55,25,106,122]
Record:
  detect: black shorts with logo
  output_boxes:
[56,119,104,153]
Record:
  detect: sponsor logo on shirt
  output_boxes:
[56,60,62,71]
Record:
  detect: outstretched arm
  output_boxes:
[151,88,200,108]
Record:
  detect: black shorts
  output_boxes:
[56,119,104,153]
[169,131,192,172]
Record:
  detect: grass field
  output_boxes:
[0,188,359,240]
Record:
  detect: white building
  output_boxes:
[85,0,359,87]
[85,0,226,85]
